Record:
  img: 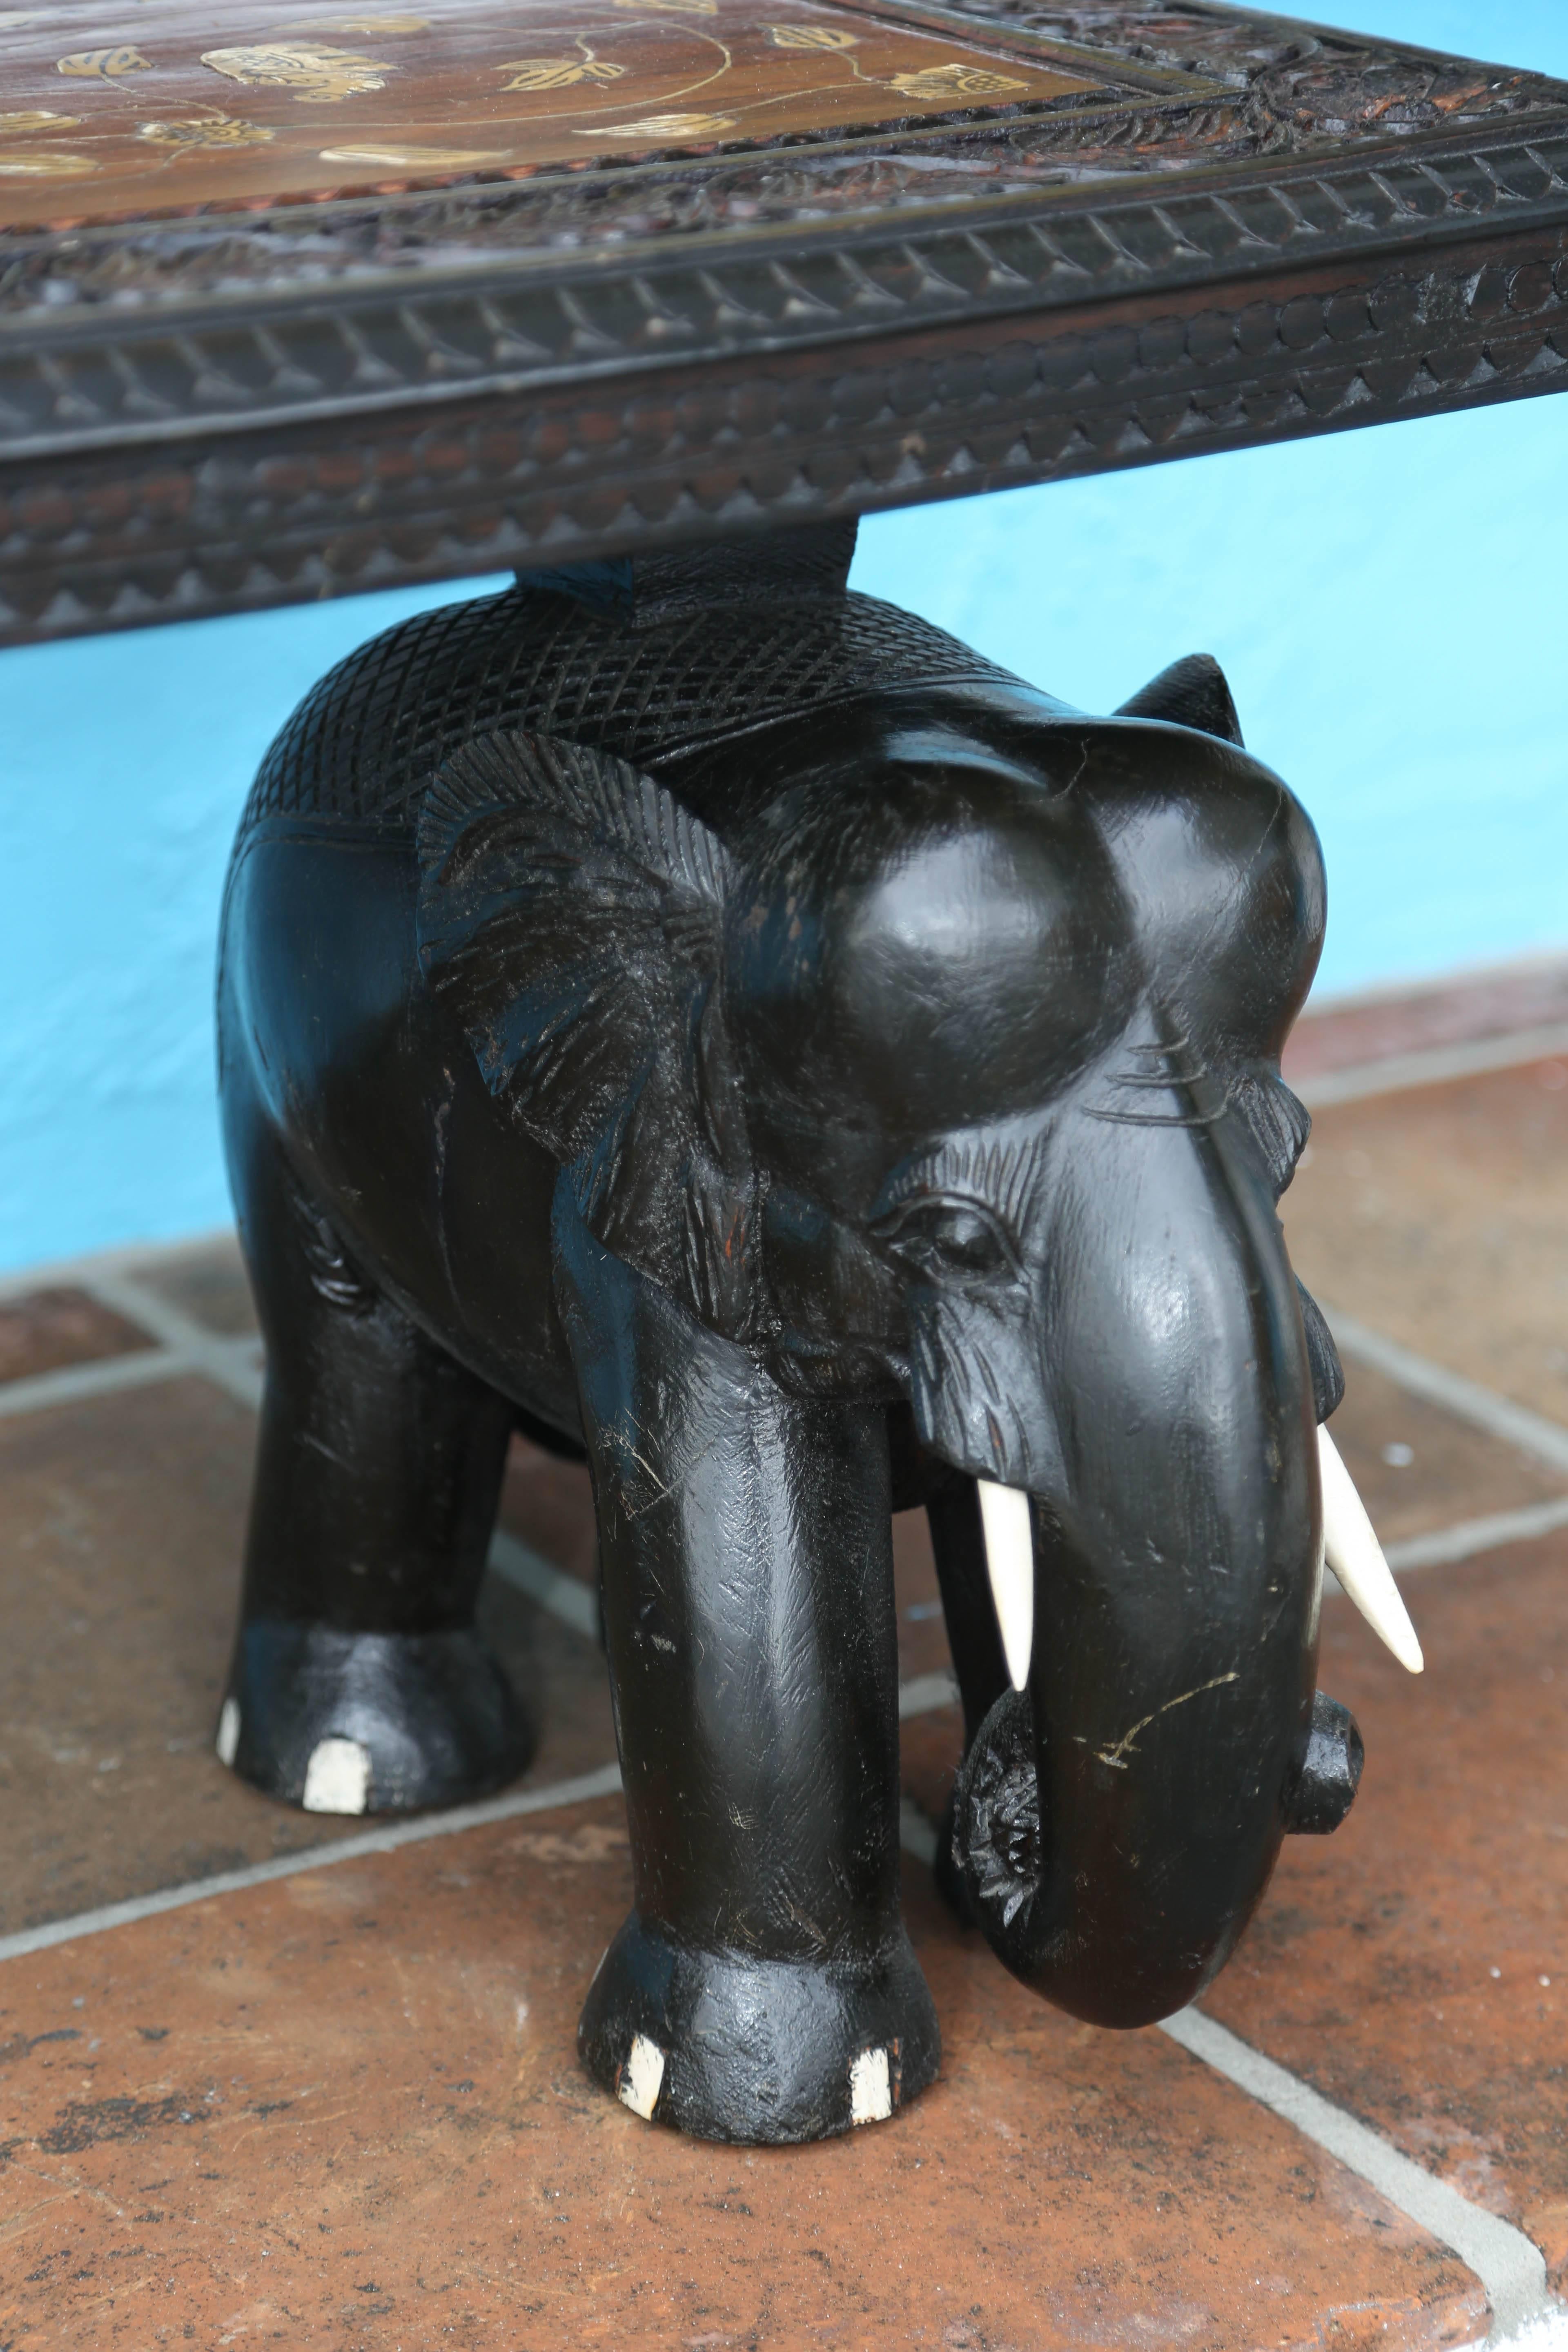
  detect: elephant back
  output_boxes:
[238,544,1027,848]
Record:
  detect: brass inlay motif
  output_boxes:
[0,147,97,173]
[499,54,626,92]
[319,140,508,165]
[201,43,393,99]
[766,22,858,49]
[281,13,430,29]
[138,115,276,148]
[56,46,151,78]
[598,110,736,138]
[888,62,1026,98]
[0,0,1129,227]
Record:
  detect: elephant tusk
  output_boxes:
[978,1480,1034,1693]
[1318,1425,1424,1674]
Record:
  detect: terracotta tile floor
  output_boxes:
[1,1060,1566,2345]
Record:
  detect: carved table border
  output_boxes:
[3,32,1568,644]
[6,198,1564,642]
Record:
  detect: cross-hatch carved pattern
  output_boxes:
[242,591,1016,832]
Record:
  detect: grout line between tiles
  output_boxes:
[16,1276,1568,1602]
[1294,1022,1568,1110]
[0,1676,966,1967]
[0,1345,189,1420]
[490,1527,599,1641]
[12,1728,1550,2341]
[0,1231,241,1305]
[1326,1306,1568,1479]
[80,1269,265,1409]
[7,1240,1564,2331]
[899,1797,939,1866]
[893,1799,1557,2342]
[1385,1496,1568,1573]
[0,1763,627,1967]
[1160,2008,1558,2343]
[898,1668,960,1718]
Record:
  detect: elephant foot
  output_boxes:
[578,1911,940,2145]
[216,1619,534,1815]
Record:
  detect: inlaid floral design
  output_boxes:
[319,140,508,165]
[765,23,858,49]
[0,0,1114,227]
[886,62,1027,98]
[499,55,626,92]
[279,13,430,29]
[138,116,277,148]
[0,148,98,174]
[56,47,151,80]
[200,43,393,100]
[596,110,737,137]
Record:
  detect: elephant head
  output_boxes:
[414,651,1417,2033]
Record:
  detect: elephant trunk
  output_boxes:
[952,1096,1323,2027]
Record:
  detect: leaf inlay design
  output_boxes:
[320,141,508,167]
[766,23,858,48]
[887,63,1027,98]
[590,113,739,139]
[279,13,429,29]
[0,149,97,175]
[499,56,627,93]
[138,117,277,149]
[56,47,151,80]
[200,44,393,100]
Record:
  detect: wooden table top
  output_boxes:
[2,1,1566,641]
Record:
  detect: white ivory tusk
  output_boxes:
[1318,1425,1425,1674]
[977,1479,1035,1693]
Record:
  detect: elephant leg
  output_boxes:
[220,1101,532,1815]
[555,1198,939,2145]
[924,1481,1009,1922]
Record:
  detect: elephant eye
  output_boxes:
[871,1196,1018,1286]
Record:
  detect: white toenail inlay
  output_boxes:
[215,1698,241,1768]
[850,2046,893,2125]
[302,1737,371,1814]
[618,2033,666,2121]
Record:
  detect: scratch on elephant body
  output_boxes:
[1087,1672,1240,1769]
[610,1425,673,1517]
[626,1443,668,1495]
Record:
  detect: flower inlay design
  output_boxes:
[200,43,394,100]
[2,0,1125,227]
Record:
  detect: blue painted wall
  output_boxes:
[2,0,1566,1271]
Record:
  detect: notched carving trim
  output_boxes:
[4,207,1566,645]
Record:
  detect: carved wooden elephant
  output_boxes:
[214,521,1412,2144]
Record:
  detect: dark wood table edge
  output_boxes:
[3,110,1566,643]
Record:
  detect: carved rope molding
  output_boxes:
[4,214,1564,641]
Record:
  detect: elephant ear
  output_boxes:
[416,730,758,1337]
[1116,654,1244,748]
